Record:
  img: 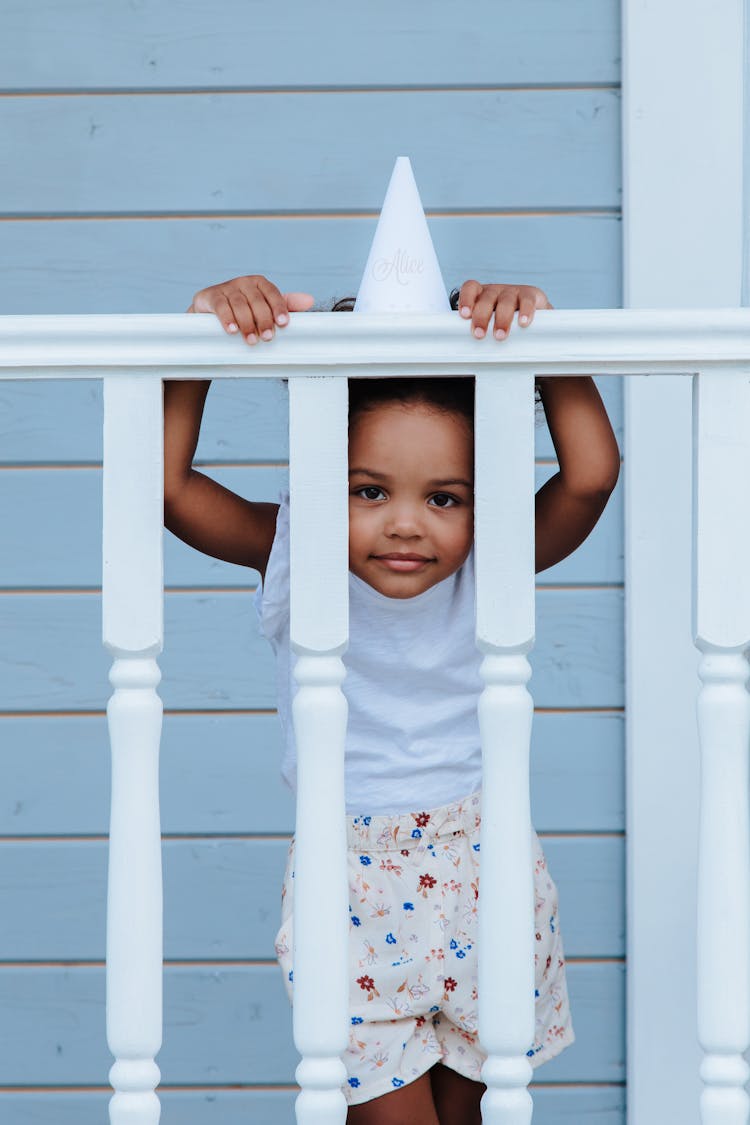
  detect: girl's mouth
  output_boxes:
[373,553,433,572]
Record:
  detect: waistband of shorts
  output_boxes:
[346,788,482,851]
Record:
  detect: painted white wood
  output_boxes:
[7,312,750,1118]
[692,368,750,1125]
[102,374,165,1125]
[622,9,745,305]
[3,309,750,380]
[475,369,536,1124]
[622,0,746,1120]
[288,376,350,1125]
[624,375,701,1122]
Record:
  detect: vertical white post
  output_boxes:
[692,367,750,1125]
[102,375,165,1125]
[475,368,536,1125]
[288,375,350,1125]
[623,0,744,1116]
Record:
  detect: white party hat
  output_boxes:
[353,156,451,313]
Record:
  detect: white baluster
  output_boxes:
[102,374,164,1125]
[288,376,350,1124]
[693,367,750,1125]
[475,369,536,1124]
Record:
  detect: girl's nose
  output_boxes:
[384,503,423,537]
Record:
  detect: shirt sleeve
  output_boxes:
[252,490,290,644]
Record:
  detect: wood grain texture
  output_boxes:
[0,589,623,712]
[0,92,620,214]
[0,963,624,1084]
[0,371,622,466]
[0,711,624,837]
[0,0,619,90]
[0,836,623,961]
[0,2,624,1109]
[0,1086,627,1125]
[0,215,622,315]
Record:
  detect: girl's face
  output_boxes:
[348,401,474,599]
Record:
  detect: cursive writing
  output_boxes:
[371,248,425,286]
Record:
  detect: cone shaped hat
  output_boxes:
[353,157,450,313]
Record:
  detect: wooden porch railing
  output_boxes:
[1,308,749,1125]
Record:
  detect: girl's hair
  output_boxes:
[320,287,543,423]
[349,373,474,429]
[326,288,461,314]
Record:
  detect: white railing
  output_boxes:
[2,308,750,1125]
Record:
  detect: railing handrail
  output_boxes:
[3,308,750,376]
[6,312,750,1122]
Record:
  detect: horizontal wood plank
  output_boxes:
[0,92,621,214]
[0,1085,626,1125]
[0,589,624,712]
[0,0,619,90]
[0,0,625,1104]
[0,962,624,1084]
[0,215,622,316]
[0,836,624,961]
[0,460,623,587]
[0,371,622,470]
[0,711,624,836]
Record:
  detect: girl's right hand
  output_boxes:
[188,275,315,345]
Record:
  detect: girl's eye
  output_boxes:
[355,486,386,501]
[429,493,458,508]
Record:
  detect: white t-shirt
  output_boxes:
[253,491,484,815]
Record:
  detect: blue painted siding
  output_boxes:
[0,4,624,1121]
[1,91,620,214]
[0,0,619,90]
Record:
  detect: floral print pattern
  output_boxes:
[274,788,575,1106]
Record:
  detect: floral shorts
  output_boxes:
[273,788,575,1106]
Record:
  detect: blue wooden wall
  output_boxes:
[0,2,625,1121]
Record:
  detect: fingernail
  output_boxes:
[495,329,506,339]
[227,322,238,333]
[519,315,529,326]
[460,306,471,317]
[276,313,288,325]
[473,326,485,338]
[261,329,273,340]
[247,333,257,344]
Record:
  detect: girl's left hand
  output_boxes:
[457,281,553,340]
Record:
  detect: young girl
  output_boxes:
[164,273,620,1125]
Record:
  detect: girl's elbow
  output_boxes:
[593,449,621,495]
[567,459,620,500]
[600,457,621,494]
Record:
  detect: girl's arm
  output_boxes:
[455,280,620,575]
[164,275,314,577]
[533,376,620,574]
[163,377,280,577]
